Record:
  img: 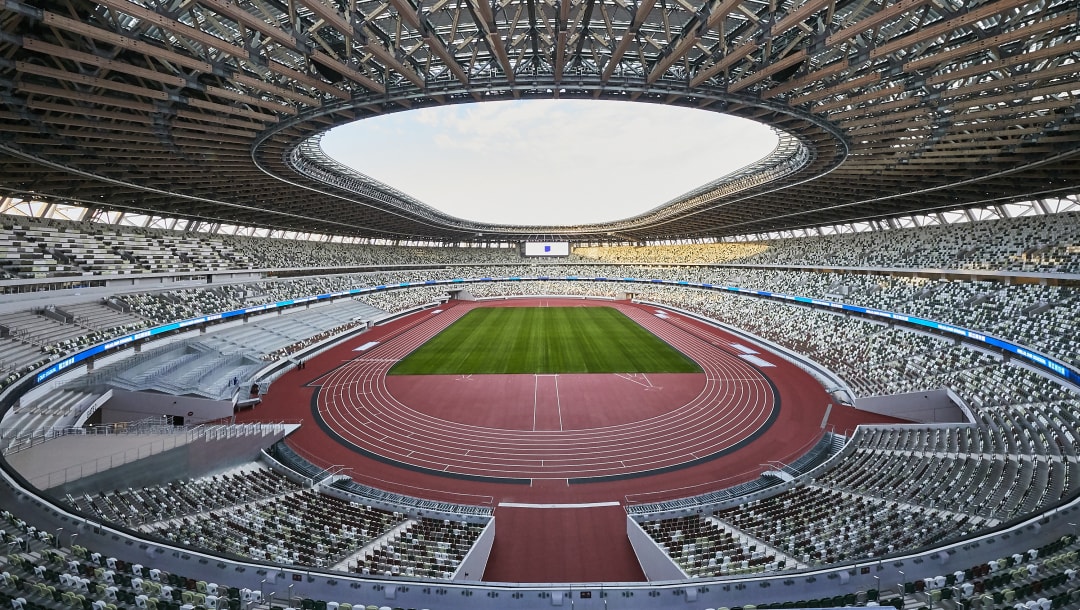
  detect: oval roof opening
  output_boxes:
[320,99,779,226]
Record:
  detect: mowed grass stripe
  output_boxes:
[388,307,701,375]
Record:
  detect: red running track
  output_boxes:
[388,372,706,430]
[313,301,778,481]
[239,298,909,583]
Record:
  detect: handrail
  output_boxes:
[2,418,299,455]
[14,421,298,489]
[623,428,837,512]
[0,416,184,454]
[271,441,494,513]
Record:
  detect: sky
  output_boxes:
[320,99,779,226]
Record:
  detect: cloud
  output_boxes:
[320,99,778,226]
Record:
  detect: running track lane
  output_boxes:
[312,301,779,481]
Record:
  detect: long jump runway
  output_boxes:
[312,301,779,482]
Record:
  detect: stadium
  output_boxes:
[1,0,1080,607]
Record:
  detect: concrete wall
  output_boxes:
[454,519,495,581]
[91,346,137,371]
[102,388,233,425]
[45,428,288,497]
[71,390,112,428]
[853,388,969,424]
[626,516,685,582]
[6,432,192,490]
[16,364,89,408]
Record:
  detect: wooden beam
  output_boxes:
[310,50,388,93]
[16,61,171,101]
[197,0,301,49]
[869,0,1029,60]
[16,82,158,113]
[24,100,156,124]
[727,49,806,93]
[770,0,830,36]
[647,31,699,84]
[264,58,351,100]
[705,0,743,30]
[825,0,930,46]
[601,0,658,81]
[42,11,214,73]
[231,73,322,107]
[185,97,279,122]
[924,37,1080,87]
[387,0,421,29]
[904,10,1078,73]
[788,71,878,105]
[295,0,353,37]
[689,39,757,87]
[21,39,187,88]
[761,59,848,99]
[95,0,251,59]
[423,33,472,86]
[203,85,298,115]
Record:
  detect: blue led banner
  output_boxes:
[34,277,1076,385]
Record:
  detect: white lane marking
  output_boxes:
[498,501,621,508]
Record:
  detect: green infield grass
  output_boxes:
[388,306,701,375]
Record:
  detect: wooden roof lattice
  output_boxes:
[1,0,1078,242]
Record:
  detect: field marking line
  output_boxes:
[614,373,652,388]
[533,374,538,431]
[555,374,563,431]
[498,501,620,508]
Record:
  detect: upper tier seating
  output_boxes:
[4,210,1079,277]
[4,262,1078,400]
[741,211,1080,273]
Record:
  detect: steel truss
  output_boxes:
[0,0,1078,242]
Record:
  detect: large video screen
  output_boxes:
[522,242,570,257]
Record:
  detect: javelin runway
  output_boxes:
[312,301,779,481]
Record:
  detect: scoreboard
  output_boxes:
[522,242,570,257]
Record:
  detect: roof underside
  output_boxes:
[0,0,1078,242]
